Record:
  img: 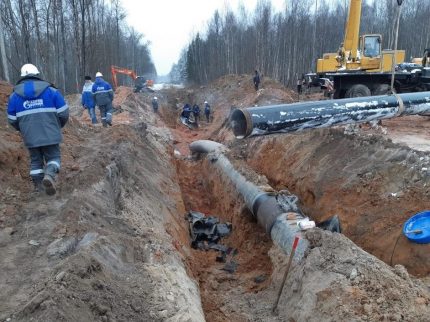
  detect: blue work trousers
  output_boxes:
[99,103,113,125]
[28,144,61,182]
[87,107,97,124]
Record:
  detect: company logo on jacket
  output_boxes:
[23,99,44,109]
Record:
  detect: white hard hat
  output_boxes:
[96,72,103,77]
[20,64,40,77]
[204,101,208,104]
[154,97,157,100]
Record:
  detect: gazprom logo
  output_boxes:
[23,99,44,109]
[97,86,105,91]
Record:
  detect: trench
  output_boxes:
[170,136,274,321]
[153,89,285,320]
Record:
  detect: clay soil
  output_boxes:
[0,76,429,321]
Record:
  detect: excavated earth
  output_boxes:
[0,76,429,322]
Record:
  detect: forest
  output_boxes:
[174,0,430,86]
[0,0,156,93]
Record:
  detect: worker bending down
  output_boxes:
[92,72,114,127]
[182,103,192,121]
[7,64,69,196]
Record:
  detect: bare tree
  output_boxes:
[0,0,156,91]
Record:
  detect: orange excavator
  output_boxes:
[110,65,154,92]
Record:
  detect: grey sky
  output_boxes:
[122,0,285,75]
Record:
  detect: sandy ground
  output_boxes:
[1,76,429,321]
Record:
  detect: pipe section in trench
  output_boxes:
[189,140,310,259]
[230,91,430,138]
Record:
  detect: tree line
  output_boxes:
[174,0,430,87]
[0,0,156,93]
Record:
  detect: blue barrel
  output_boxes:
[403,211,430,244]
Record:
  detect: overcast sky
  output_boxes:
[122,0,286,76]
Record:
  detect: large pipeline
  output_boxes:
[189,140,312,259]
[230,92,430,138]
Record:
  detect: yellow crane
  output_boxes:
[318,0,404,74]
[314,0,423,98]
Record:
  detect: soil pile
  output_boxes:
[271,229,430,321]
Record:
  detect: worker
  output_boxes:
[92,72,114,127]
[152,96,159,113]
[204,101,211,123]
[253,70,261,91]
[296,76,303,95]
[182,103,192,122]
[7,64,69,196]
[336,42,346,66]
[81,76,97,124]
[422,49,430,67]
[192,103,200,125]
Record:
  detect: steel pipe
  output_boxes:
[230,92,430,138]
[189,140,309,259]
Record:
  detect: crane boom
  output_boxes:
[343,0,362,60]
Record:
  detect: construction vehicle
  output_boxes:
[110,65,154,93]
[314,0,430,98]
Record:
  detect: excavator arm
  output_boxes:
[110,65,137,89]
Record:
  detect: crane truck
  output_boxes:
[314,0,430,99]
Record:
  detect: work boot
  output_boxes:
[42,174,56,196]
[31,176,45,196]
[43,164,58,196]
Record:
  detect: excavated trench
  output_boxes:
[174,157,274,321]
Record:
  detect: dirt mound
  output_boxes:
[271,229,430,321]
[0,81,12,126]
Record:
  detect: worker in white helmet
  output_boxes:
[151,96,159,113]
[92,72,114,127]
[7,64,69,196]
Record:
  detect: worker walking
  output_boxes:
[204,101,211,123]
[253,70,261,91]
[92,72,114,127]
[7,64,69,196]
[152,96,159,113]
[192,103,200,125]
[82,76,97,124]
